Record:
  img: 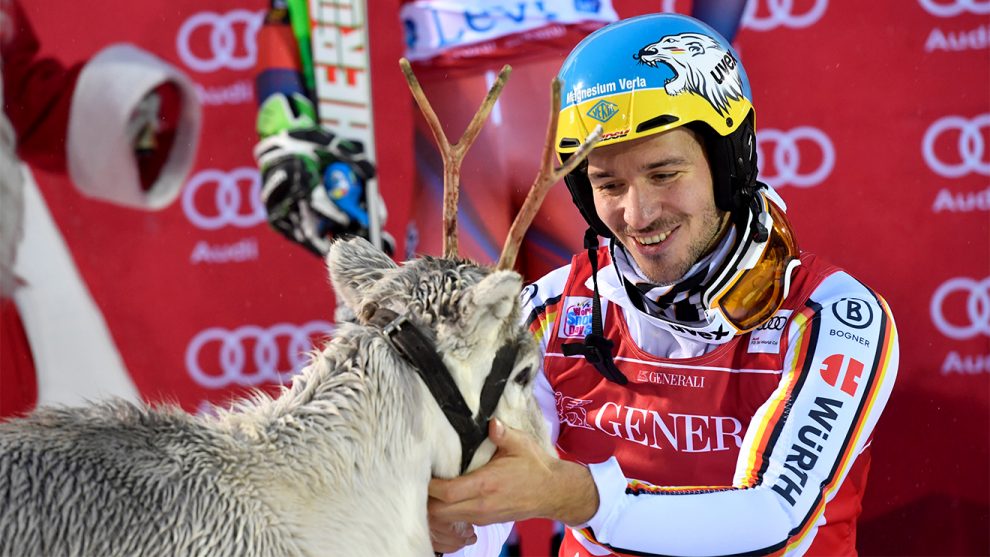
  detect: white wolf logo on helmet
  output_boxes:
[635,32,744,117]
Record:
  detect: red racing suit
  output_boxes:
[517,244,899,556]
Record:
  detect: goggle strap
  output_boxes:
[747,184,770,243]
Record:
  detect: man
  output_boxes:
[428,13,899,556]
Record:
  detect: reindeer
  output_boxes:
[0,61,600,556]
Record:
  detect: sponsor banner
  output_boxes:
[18,0,412,420]
[930,276,990,341]
[555,392,744,453]
[401,0,618,62]
[918,0,990,17]
[181,167,265,230]
[922,113,990,178]
[742,0,829,31]
[756,127,835,189]
[17,0,990,554]
[930,276,990,379]
[185,320,333,389]
[175,9,264,73]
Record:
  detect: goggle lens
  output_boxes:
[719,200,799,331]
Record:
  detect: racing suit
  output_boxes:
[460,238,899,556]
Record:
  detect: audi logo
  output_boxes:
[756,126,835,188]
[922,114,990,178]
[918,0,990,17]
[931,277,990,340]
[743,0,829,30]
[176,10,264,73]
[182,167,266,230]
[186,321,334,389]
[757,315,787,331]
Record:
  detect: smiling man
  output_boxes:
[587,127,730,288]
[428,13,899,557]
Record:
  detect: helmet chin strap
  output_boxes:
[561,228,628,385]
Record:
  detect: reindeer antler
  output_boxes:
[496,80,602,271]
[400,58,511,258]
[399,59,600,268]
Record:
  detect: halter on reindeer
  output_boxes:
[0,61,599,556]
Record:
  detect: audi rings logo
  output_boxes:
[922,114,990,178]
[182,167,266,230]
[757,315,787,331]
[186,321,334,389]
[931,277,990,340]
[743,0,829,30]
[757,127,835,188]
[176,10,264,73]
[918,0,990,17]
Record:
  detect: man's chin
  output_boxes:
[632,255,685,287]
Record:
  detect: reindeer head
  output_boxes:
[326,236,549,477]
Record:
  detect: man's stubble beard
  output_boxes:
[629,206,730,287]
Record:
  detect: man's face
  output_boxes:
[587,127,729,286]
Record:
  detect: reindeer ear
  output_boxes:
[326,237,398,310]
[462,270,523,324]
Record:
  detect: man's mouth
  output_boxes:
[633,227,675,246]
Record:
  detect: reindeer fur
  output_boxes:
[0,237,549,557]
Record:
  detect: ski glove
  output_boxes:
[254,93,393,256]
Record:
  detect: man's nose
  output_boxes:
[622,185,659,231]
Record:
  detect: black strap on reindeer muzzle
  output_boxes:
[366,306,519,474]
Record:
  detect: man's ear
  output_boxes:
[326,237,397,312]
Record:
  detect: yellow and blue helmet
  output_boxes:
[556,13,758,237]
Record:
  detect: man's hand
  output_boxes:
[428,419,599,544]
[254,93,392,256]
[427,515,476,554]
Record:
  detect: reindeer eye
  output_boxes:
[513,365,533,386]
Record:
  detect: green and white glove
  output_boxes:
[254,92,392,256]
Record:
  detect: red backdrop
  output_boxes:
[17,0,990,554]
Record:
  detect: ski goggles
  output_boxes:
[706,188,801,333]
[650,187,800,343]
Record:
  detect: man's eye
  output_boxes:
[651,172,677,183]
